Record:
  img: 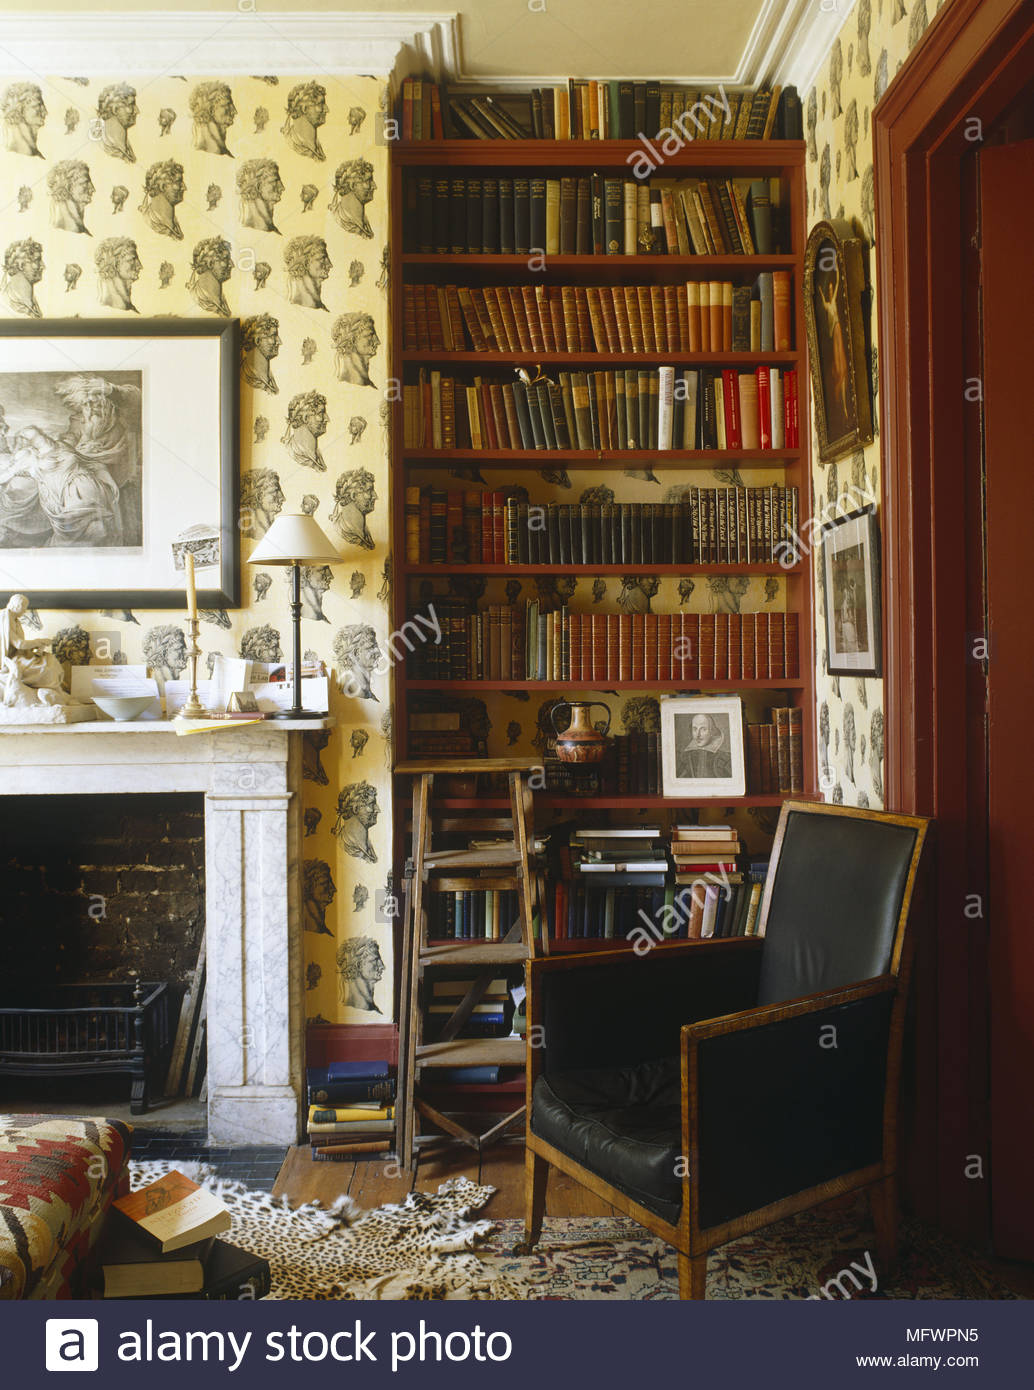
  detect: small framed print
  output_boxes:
[821,507,882,677]
[661,695,746,799]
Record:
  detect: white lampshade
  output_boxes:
[248,514,342,566]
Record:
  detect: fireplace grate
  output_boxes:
[0,981,171,1114]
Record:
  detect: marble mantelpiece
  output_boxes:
[0,719,333,1145]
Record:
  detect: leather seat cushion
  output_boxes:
[532,1057,682,1224]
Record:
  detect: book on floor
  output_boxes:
[113,1171,232,1254]
[93,1225,214,1299]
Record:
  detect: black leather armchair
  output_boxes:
[520,801,930,1298]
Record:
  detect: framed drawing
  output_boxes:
[661,695,746,799]
[804,219,873,464]
[821,507,882,677]
[0,319,239,609]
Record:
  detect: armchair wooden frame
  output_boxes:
[520,801,930,1299]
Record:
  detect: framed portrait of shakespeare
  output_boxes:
[821,507,882,677]
[661,695,746,799]
[0,319,239,608]
[804,219,873,464]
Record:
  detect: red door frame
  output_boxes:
[874,0,1034,1240]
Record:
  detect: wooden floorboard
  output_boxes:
[274,1139,620,1219]
[273,1145,357,1208]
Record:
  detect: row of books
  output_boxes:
[399,77,802,145]
[403,365,801,452]
[548,877,766,941]
[540,732,664,796]
[407,171,784,256]
[748,708,805,794]
[403,274,792,356]
[426,888,520,941]
[409,603,801,682]
[405,487,799,568]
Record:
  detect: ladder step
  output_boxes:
[424,848,522,870]
[416,1038,527,1066]
[420,942,529,964]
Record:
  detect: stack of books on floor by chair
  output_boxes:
[93,1171,269,1300]
[306,1058,397,1161]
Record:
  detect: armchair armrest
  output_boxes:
[681,980,897,1234]
[529,939,762,1077]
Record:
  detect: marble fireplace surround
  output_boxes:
[0,720,333,1146]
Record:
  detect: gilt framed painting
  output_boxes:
[804,219,873,464]
[0,319,239,609]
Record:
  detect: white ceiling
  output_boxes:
[0,3,852,90]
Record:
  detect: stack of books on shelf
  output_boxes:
[410,602,799,683]
[399,78,802,145]
[306,1059,397,1161]
[407,708,478,757]
[404,274,792,354]
[94,1171,269,1300]
[427,887,520,940]
[424,977,513,1041]
[571,825,668,881]
[669,824,756,940]
[539,731,661,797]
[747,706,804,793]
[403,364,800,453]
[406,171,786,256]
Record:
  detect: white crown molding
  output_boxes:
[0,10,460,79]
[762,0,858,93]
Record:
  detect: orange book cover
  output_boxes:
[114,1172,231,1254]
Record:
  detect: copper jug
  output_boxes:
[550,700,612,764]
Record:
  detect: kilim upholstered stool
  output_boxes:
[0,1115,132,1299]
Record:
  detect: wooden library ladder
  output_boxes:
[395,758,544,1172]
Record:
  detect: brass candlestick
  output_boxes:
[175,615,208,720]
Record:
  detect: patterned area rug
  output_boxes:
[130,1162,528,1300]
[131,1163,1020,1301]
[481,1205,1022,1301]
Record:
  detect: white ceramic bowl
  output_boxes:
[92,695,155,722]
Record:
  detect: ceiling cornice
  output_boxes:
[0,10,461,79]
[763,0,858,93]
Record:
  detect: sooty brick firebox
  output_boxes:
[0,793,204,1006]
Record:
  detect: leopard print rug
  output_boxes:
[130,1162,532,1301]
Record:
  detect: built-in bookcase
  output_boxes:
[389,136,814,951]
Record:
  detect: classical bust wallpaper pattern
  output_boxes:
[0,72,391,1025]
[805,0,946,809]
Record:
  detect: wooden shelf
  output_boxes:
[416,1038,527,1066]
[401,448,801,467]
[421,941,528,965]
[403,563,800,576]
[420,794,798,810]
[401,253,799,271]
[545,934,766,952]
[401,351,798,366]
[394,138,805,169]
[406,679,804,691]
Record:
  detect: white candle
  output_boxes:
[184,550,197,622]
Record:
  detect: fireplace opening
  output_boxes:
[0,793,204,1114]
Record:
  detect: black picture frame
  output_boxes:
[821,506,882,677]
[0,318,240,609]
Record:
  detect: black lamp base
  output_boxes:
[266,708,323,721]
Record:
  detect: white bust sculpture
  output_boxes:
[0,593,96,720]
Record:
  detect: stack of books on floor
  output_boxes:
[306,1058,397,1162]
[94,1171,269,1300]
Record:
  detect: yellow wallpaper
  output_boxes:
[0,71,392,1025]
[805,0,947,808]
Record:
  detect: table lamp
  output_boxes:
[248,514,341,719]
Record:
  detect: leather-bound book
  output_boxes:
[768,611,785,679]
[506,287,532,352]
[529,175,547,251]
[772,269,793,351]
[575,177,592,253]
[433,174,451,253]
[513,176,531,254]
[480,176,499,252]
[755,610,770,679]
[546,178,562,255]
[788,706,803,792]
[559,176,577,254]
[604,177,624,255]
